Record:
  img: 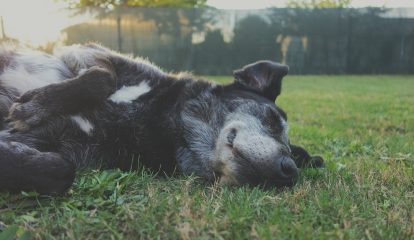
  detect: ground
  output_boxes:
[0,75,413,239]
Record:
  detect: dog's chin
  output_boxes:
[218,174,239,186]
[212,158,240,186]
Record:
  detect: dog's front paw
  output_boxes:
[6,89,53,131]
[309,156,325,168]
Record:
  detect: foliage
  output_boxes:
[60,0,207,53]
[286,0,352,8]
[61,0,207,9]
[0,75,413,239]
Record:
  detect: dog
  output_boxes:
[0,43,323,194]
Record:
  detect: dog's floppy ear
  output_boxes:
[233,61,289,101]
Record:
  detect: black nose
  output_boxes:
[280,157,298,176]
[260,156,299,188]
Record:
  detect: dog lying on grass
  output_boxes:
[0,43,323,194]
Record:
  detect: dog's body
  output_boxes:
[0,43,323,194]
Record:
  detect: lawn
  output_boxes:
[0,75,413,239]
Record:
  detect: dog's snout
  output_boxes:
[280,156,298,176]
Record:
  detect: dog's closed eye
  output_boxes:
[227,128,237,147]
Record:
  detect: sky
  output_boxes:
[0,0,414,45]
[0,0,89,45]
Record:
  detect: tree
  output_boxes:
[62,0,206,8]
[286,0,352,8]
[61,0,207,51]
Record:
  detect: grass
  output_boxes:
[0,75,413,239]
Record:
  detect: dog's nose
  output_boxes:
[257,156,298,189]
[280,157,297,176]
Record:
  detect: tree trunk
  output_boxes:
[116,12,122,52]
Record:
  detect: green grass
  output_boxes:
[1,75,413,239]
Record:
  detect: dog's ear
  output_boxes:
[233,61,289,102]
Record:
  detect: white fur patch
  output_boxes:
[70,115,94,135]
[280,118,289,146]
[108,81,151,103]
[0,50,67,94]
[54,45,105,73]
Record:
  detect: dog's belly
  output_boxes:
[0,48,72,123]
[0,50,71,95]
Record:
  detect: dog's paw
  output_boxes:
[6,89,52,131]
[309,156,325,168]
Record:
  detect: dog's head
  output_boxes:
[179,61,297,188]
[213,61,297,188]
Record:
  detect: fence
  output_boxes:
[63,7,414,75]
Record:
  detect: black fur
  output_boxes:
[0,44,324,194]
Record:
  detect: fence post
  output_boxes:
[0,16,6,39]
[116,9,123,52]
[345,12,353,74]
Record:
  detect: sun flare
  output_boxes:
[0,0,84,46]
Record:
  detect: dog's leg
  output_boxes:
[290,144,324,168]
[0,140,75,194]
[7,67,116,131]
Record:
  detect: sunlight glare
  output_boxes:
[0,0,83,46]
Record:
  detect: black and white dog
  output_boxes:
[0,43,323,194]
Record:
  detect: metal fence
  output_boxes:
[63,7,414,75]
